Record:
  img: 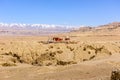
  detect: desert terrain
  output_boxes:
[0,22,120,80]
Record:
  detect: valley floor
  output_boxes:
[0,35,120,80]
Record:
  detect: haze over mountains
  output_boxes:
[0,23,74,36]
[0,23,74,29]
[0,22,120,36]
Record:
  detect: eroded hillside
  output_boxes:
[0,36,120,67]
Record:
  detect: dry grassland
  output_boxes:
[0,34,120,80]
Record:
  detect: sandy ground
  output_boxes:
[0,34,120,80]
[1,53,120,80]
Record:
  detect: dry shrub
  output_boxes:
[1,62,16,67]
[10,52,25,63]
[12,53,20,59]
[10,58,17,63]
[57,47,60,49]
[32,51,77,66]
[95,46,104,54]
[69,41,78,44]
[88,51,91,54]
[49,45,54,49]
[84,45,111,56]
[2,52,24,63]
[56,50,63,54]
[67,46,74,51]
[86,45,95,50]
[57,60,77,65]
[45,49,49,51]
[111,69,120,80]
[70,48,74,51]
[89,55,96,60]
[45,61,53,66]
[109,52,112,55]
[83,47,86,51]
[32,51,56,66]
[1,48,4,50]
[38,41,48,44]
[83,59,88,61]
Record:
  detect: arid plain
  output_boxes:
[0,22,120,80]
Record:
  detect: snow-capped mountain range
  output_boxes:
[0,23,74,30]
[0,23,76,36]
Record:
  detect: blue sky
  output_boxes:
[0,0,120,26]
